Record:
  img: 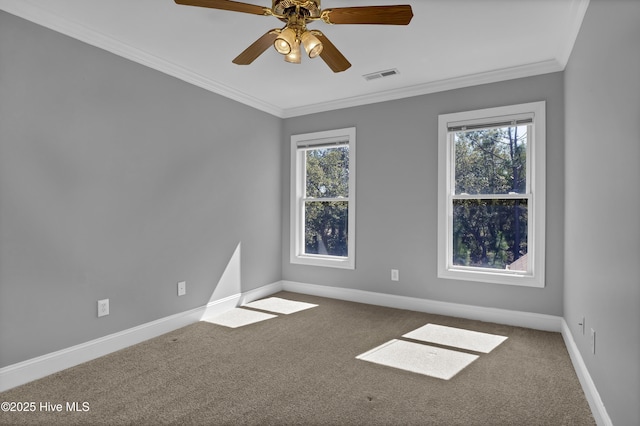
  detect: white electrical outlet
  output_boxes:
[590,328,596,354]
[97,299,109,317]
[391,269,399,281]
[178,281,186,296]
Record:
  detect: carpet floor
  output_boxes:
[0,291,595,425]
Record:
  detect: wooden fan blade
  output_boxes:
[322,5,413,25]
[174,0,269,16]
[232,30,278,65]
[314,32,351,73]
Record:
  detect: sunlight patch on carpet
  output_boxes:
[202,308,277,328]
[243,297,318,315]
[356,339,479,380]
[403,324,508,353]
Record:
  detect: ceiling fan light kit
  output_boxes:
[301,31,322,58]
[174,0,413,72]
[274,27,296,54]
[284,39,302,63]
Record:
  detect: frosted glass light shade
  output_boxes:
[274,27,296,55]
[284,39,301,64]
[301,31,323,58]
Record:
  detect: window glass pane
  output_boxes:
[452,199,528,271]
[454,126,527,195]
[305,146,349,198]
[304,201,348,256]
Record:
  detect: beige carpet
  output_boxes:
[0,291,595,425]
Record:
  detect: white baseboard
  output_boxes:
[238,281,284,306]
[200,293,243,321]
[0,303,207,392]
[281,280,563,331]
[0,285,279,392]
[561,320,612,426]
[281,280,611,425]
[1,278,609,426]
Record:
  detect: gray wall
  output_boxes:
[0,11,282,367]
[564,1,640,425]
[282,72,565,316]
[4,3,639,423]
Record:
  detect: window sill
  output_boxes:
[438,267,544,288]
[290,254,355,270]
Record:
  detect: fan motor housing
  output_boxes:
[272,0,321,19]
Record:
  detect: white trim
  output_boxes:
[0,283,285,392]
[0,278,561,392]
[238,281,284,306]
[281,280,562,332]
[437,101,546,288]
[281,280,610,423]
[282,279,610,423]
[558,0,591,69]
[561,319,612,426]
[282,60,563,118]
[0,302,211,392]
[290,128,356,269]
[0,0,284,118]
[0,0,572,119]
[1,278,608,426]
[199,293,243,321]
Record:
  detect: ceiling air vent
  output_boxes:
[363,68,400,81]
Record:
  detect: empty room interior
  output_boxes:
[0,0,638,425]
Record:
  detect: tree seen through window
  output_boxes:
[304,146,349,257]
[453,126,528,270]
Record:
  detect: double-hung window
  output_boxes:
[290,127,356,269]
[438,102,546,287]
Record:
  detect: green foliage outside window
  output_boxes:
[453,127,528,270]
[304,146,349,257]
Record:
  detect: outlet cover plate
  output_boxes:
[97,299,109,317]
[178,281,186,296]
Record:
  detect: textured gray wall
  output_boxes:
[4,6,638,423]
[0,11,282,367]
[564,1,640,425]
[282,72,565,316]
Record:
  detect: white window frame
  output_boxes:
[290,127,356,269]
[437,102,546,287]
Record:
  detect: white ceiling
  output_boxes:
[0,0,589,118]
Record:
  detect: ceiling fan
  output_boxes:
[174,0,413,72]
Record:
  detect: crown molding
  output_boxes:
[558,0,590,68]
[0,0,285,117]
[1,0,578,119]
[281,59,564,118]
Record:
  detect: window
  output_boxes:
[290,127,356,269]
[438,102,546,287]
